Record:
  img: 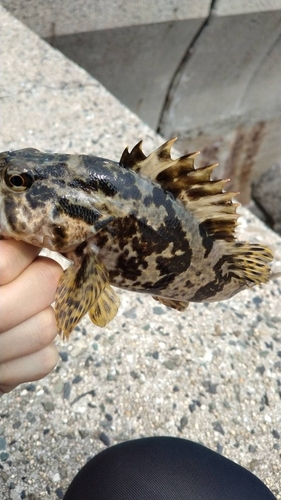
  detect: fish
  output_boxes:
[0,139,273,339]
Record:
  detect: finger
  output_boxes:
[0,256,62,332]
[0,307,57,363]
[0,240,40,285]
[0,342,59,392]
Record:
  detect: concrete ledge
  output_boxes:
[45,19,204,130]
[0,7,160,157]
[0,0,212,37]
[159,8,281,203]
[3,1,281,205]
[215,0,281,15]
[2,0,281,38]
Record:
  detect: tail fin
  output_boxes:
[226,242,273,286]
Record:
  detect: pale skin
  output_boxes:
[0,240,62,395]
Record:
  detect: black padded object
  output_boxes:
[64,436,276,500]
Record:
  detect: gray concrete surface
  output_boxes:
[251,164,281,235]
[2,1,281,206]
[215,0,281,15]
[159,6,281,204]
[0,0,212,37]
[45,19,203,131]
[2,0,281,37]
[0,6,281,499]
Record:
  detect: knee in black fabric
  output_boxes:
[64,436,276,500]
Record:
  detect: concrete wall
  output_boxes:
[1,0,211,130]
[0,0,212,36]
[159,4,281,203]
[2,0,281,202]
[45,20,204,131]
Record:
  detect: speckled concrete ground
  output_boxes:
[0,6,280,499]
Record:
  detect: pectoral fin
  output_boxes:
[88,284,120,327]
[55,246,108,339]
[152,296,189,311]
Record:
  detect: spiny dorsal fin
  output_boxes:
[119,140,146,170]
[120,138,184,178]
[120,138,239,242]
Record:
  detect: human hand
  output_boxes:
[0,240,62,395]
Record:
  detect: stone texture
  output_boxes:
[215,0,281,15]
[158,8,281,204]
[1,0,281,205]
[45,19,203,130]
[0,0,212,37]
[0,7,159,156]
[252,163,281,234]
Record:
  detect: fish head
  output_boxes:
[0,148,117,251]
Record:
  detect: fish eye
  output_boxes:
[10,174,25,187]
[5,170,34,191]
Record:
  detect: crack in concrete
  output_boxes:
[156,0,218,135]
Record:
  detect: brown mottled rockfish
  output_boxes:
[0,139,273,338]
